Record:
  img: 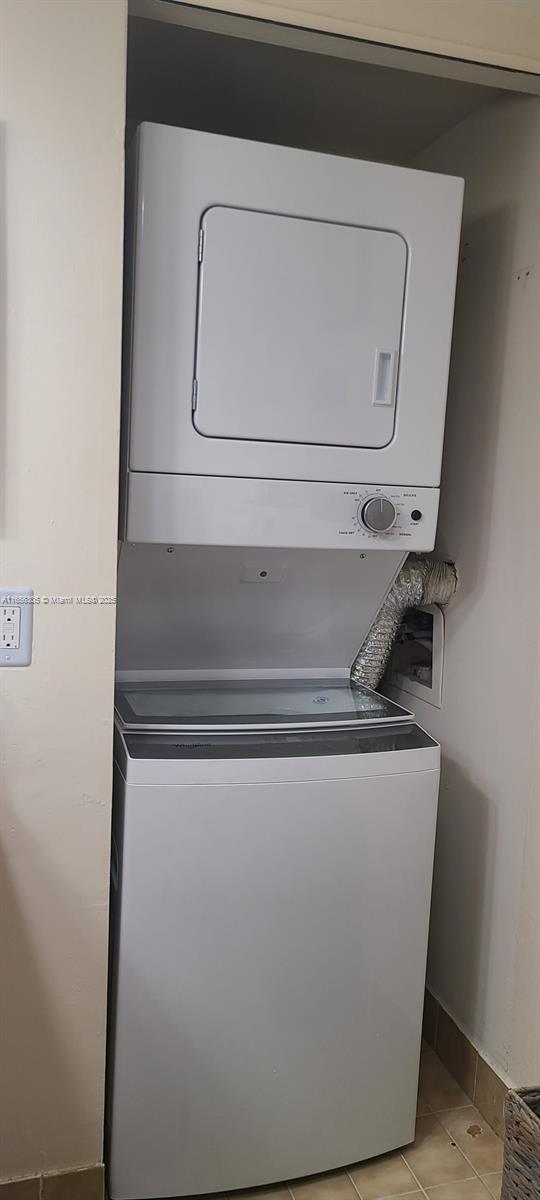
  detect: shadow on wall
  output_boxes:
[425,203,518,1051]
[436,204,515,603]
[0,808,106,1180]
[427,753,496,1046]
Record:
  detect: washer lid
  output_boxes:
[123,724,436,760]
[194,207,406,449]
[114,679,414,734]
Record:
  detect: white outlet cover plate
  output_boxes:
[0,587,34,666]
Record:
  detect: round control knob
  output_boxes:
[360,496,397,533]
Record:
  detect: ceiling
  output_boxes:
[127,16,503,164]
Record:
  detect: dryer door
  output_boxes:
[194,207,406,450]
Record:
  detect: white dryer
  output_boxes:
[108,681,439,1200]
[121,123,463,550]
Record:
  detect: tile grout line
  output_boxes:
[479,1171,503,1200]
[347,1165,425,1200]
[345,1167,364,1200]
[432,1109,499,1189]
[345,1166,362,1195]
[375,1191,421,1199]
[403,1112,482,1196]
[424,1182,478,1192]
[430,1105,478,1114]
[398,1153,430,1200]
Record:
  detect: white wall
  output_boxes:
[0,0,126,1180]
[180,0,540,73]
[407,94,540,1085]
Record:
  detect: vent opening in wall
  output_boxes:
[386,603,444,708]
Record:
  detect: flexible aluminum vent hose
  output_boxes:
[351,556,458,690]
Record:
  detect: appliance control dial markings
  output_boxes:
[359,496,397,533]
[338,488,430,538]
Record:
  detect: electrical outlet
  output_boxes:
[0,588,33,665]
[1,606,21,649]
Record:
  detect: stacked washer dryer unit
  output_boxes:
[109,124,463,1200]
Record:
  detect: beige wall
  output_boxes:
[0,0,126,1181]
[182,0,540,73]
[403,94,540,1086]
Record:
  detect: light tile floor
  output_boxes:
[107,1044,504,1200]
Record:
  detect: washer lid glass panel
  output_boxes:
[115,680,414,734]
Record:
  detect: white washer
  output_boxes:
[107,681,439,1200]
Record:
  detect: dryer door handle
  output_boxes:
[372,349,398,408]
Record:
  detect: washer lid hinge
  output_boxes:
[192,379,199,411]
[198,228,205,262]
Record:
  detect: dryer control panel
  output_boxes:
[340,485,439,547]
[126,474,440,550]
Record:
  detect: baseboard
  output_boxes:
[423,989,508,1138]
[0,1164,103,1199]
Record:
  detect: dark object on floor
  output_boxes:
[502,1087,540,1200]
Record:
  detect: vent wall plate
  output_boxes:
[388,603,444,708]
